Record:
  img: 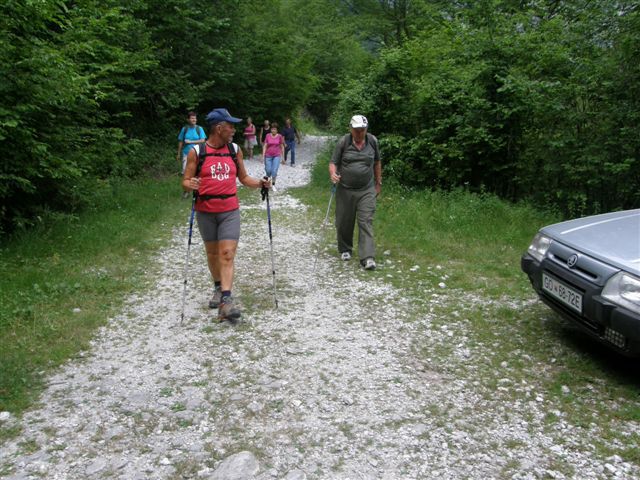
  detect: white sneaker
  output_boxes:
[271,185,278,193]
[341,252,351,261]
[364,258,376,270]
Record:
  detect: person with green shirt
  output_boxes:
[329,115,382,270]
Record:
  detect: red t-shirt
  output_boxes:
[196,144,240,213]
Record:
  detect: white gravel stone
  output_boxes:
[0,136,638,480]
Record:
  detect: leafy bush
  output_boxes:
[334,2,640,217]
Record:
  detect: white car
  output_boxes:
[521,209,640,356]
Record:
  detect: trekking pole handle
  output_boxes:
[261,176,271,201]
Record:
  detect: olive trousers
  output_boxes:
[335,185,376,262]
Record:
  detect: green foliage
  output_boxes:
[0,0,349,235]
[3,0,639,233]
[0,174,186,412]
[334,1,640,217]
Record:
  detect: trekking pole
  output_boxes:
[261,178,278,309]
[312,183,337,274]
[180,194,197,323]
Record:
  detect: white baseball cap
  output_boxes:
[349,115,368,129]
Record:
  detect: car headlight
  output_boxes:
[528,233,552,262]
[602,272,640,314]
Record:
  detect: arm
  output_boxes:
[177,141,184,161]
[181,148,200,192]
[280,136,285,158]
[329,137,343,183]
[374,160,382,195]
[177,128,184,160]
[372,135,382,195]
[329,162,341,184]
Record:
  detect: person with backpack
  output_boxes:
[177,112,207,198]
[182,108,271,322]
[259,119,270,146]
[329,114,382,270]
[281,117,301,166]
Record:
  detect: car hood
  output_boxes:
[541,209,640,276]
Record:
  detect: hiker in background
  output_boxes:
[329,114,381,271]
[177,111,206,173]
[243,117,257,160]
[182,108,271,322]
[177,111,207,198]
[262,122,285,191]
[259,119,270,146]
[281,117,301,166]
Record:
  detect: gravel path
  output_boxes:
[1,136,638,479]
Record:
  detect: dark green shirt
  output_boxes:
[331,133,381,190]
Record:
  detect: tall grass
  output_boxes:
[294,145,558,297]
[0,175,186,413]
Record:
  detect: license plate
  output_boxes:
[542,273,583,313]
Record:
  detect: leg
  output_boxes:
[271,156,281,183]
[335,186,356,255]
[264,156,274,178]
[216,240,238,291]
[290,141,296,165]
[215,209,242,321]
[181,154,188,175]
[203,241,221,283]
[215,209,241,290]
[356,188,377,262]
[284,143,290,164]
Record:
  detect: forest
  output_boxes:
[1,0,639,236]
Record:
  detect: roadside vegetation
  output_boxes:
[2,1,638,236]
[295,146,640,466]
[0,145,186,414]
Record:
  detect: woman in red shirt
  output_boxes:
[243,117,256,160]
[182,108,270,322]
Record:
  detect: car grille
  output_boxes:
[546,242,619,287]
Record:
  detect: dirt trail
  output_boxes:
[1,136,637,479]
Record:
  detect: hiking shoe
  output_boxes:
[218,296,241,322]
[341,252,352,261]
[208,289,221,309]
[364,257,376,270]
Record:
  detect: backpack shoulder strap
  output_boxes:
[228,143,238,168]
[196,143,238,177]
[196,143,208,177]
[340,134,352,158]
[366,133,380,157]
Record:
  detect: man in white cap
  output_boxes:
[329,114,382,270]
[182,108,271,322]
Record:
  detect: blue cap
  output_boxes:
[205,108,242,126]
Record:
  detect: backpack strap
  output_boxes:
[194,143,239,203]
[196,143,239,177]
